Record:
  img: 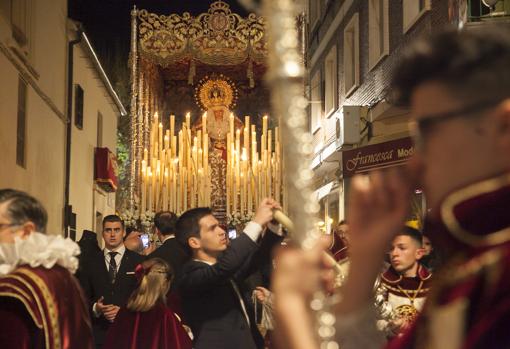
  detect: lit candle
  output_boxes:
[186,112,191,130]
[244,116,250,157]
[243,127,249,160]
[141,163,146,214]
[258,160,263,203]
[267,130,272,197]
[183,168,188,210]
[247,168,252,215]
[229,113,234,138]
[252,131,257,169]
[242,148,248,214]
[235,129,241,157]
[203,136,208,176]
[198,168,203,205]
[172,158,178,211]
[172,135,177,159]
[226,133,231,215]
[233,157,237,213]
[158,122,163,155]
[202,112,207,135]
[177,166,182,213]
[155,164,161,211]
[170,114,175,138]
[148,169,153,212]
[163,169,169,211]
[268,130,272,158]
[164,134,170,152]
[197,131,202,153]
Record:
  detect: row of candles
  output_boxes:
[225,115,282,216]
[139,112,284,216]
[140,112,210,214]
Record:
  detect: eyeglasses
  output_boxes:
[409,99,500,150]
[0,223,18,231]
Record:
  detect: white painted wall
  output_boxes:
[69,41,119,241]
[0,2,122,238]
[0,0,67,234]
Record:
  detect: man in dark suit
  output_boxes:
[76,229,101,279]
[78,215,144,348]
[175,198,281,349]
[147,211,188,278]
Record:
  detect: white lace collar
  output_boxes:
[0,232,80,276]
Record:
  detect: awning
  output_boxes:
[314,181,335,201]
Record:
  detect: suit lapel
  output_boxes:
[96,250,110,284]
[115,251,130,285]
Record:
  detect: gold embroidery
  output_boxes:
[383,284,429,295]
[195,75,237,111]
[0,290,43,328]
[137,1,267,67]
[8,274,52,348]
[416,248,505,348]
[441,173,510,247]
[13,268,62,349]
[395,304,419,323]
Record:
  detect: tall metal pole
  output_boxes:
[263,0,338,347]
[129,6,138,211]
[263,0,318,248]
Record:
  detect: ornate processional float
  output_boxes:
[124,0,338,346]
[125,1,286,230]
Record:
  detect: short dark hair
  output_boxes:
[392,26,510,107]
[175,207,212,253]
[154,211,178,236]
[0,189,47,233]
[102,215,124,230]
[396,226,423,247]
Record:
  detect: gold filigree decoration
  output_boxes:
[137,1,267,67]
[194,75,238,111]
[394,304,419,323]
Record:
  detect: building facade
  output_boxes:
[305,0,510,233]
[0,0,125,240]
[67,22,126,241]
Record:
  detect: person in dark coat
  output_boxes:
[78,215,144,348]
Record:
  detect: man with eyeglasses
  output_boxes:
[78,214,144,348]
[271,27,510,349]
[0,189,94,348]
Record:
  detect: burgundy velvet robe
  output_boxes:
[0,265,94,349]
[103,303,192,349]
[387,173,510,349]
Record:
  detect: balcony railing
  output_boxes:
[468,0,510,22]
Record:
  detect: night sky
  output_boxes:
[68,0,251,102]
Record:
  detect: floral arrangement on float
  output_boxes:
[226,211,254,227]
[119,210,156,233]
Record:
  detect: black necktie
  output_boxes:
[108,251,118,284]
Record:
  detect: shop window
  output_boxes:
[309,0,322,30]
[11,0,31,54]
[75,84,84,130]
[310,70,322,133]
[344,13,359,96]
[324,45,337,118]
[97,111,103,147]
[403,0,431,33]
[368,0,389,70]
[16,76,27,168]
